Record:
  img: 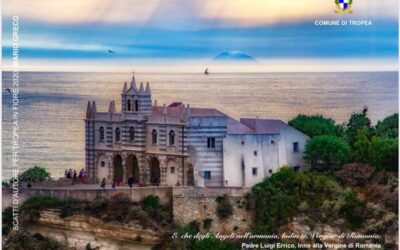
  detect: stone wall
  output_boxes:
[20,178,75,188]
[2,187,172,209]
[172,187,253,234]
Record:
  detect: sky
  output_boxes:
[2,0,399,72]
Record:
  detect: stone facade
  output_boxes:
[85,74,195,186]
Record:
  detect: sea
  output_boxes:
[2,71,398,179]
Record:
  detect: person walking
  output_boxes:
[73,170,77,183]
[100,178,106,188]
[78,169,83,183]
[81,168,86,183]
[127,176,134,188]
[67,169,72,179]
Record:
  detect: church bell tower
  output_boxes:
[121,72,152,115]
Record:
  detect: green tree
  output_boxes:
[375,113,398,138]
[17,166,51,182]
[251,168,357,236]
[368,136,398,171]
[252,185,294,234]
[304,135,350,171]
[252,168,297,234]
[346,106,373,148]
[338,188,365,229]
[351,127,371,162]
[288,114,344,138]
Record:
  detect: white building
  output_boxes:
[223,118,309,187]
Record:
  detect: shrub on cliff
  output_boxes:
[337,188,366,229]
[350,127,372,163]
[288,114,344,138]
[243,192,255,210]
[170,220,200,249]
[142,195,160,212]
[375,113,398,138]
[141,195,172,225]
[2,180,10,187]
[304,135,350,171]
[89,197,107,215]
[368,136,398,171]
[203,218,213,230]
[252,168,364,235]
[216,195,233,220]
[346,106,373,149]
[104,194,134,222]
[108,193,131,215]
[2,207,13,235]
[20,195,62,223]
[60,197,81,218]
[4,233,66,250]
[365,183,398,213]
[21,195,61,210]
[334,163,374,186]
[17,166,51,182]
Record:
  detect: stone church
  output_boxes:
[85,73,309,187]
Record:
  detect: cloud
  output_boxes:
[199,0,332,26]
[199,0,398,26]
[3,0,161,24]
[3,0,398,27]
[205,0,398,26]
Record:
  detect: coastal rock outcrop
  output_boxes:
[27,209,161,250]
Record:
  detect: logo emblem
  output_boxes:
[335,0,353,14]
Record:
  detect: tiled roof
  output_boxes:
[239,118,286,134]
[151,104,226,117]
[227,118,255,134]
[168,102,183,107]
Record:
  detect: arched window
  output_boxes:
[99,127,104,142]
[129,127,135,141]
[151,129,157,144]
[127,99,131,111]
[135,100,139,111]
[169,130,175,146]
[115,128,121,142]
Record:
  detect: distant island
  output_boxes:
[211,50,257,63]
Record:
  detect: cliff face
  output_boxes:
[279,216,345,245]
[27,209,161,250]
[173,187,253,234]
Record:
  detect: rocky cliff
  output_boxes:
[27,209,161,250]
